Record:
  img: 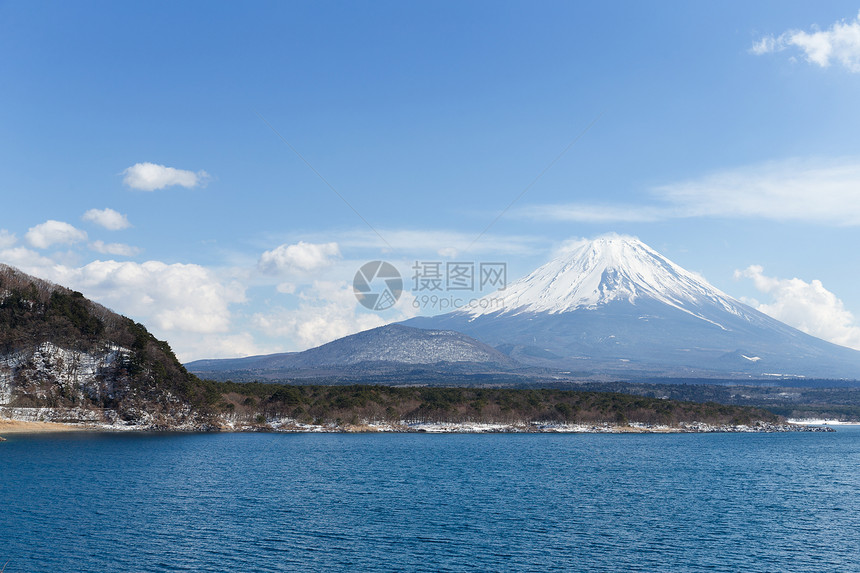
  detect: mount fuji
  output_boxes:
[404,235,860,380]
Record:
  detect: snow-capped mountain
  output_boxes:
[464,234,752,324]
[405,235,860,379]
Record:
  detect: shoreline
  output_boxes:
[787,418,860,426]
[1,417,836,438]
[0,419,89,435]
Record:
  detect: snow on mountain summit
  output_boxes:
[465,234,747,322]
[404,234,860,378]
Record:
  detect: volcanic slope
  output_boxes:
[405,235,860,380]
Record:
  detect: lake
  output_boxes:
[1,428,859,572]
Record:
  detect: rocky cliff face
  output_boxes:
[0,264,216,427]
[0,342,129,404]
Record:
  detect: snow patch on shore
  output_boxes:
[1,407,836,434]
[788,418,859,426]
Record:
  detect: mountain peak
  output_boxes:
[465,234,743,319]
[404,235,860,379]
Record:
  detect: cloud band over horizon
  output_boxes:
[518,157,860,226]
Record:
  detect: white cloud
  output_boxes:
[518,203,668,223]
[254,281,386,349]
[50,260,246,335]
[518,157,860,226]
[253,280,417,350]
[25,220,88,249]
[122,162,210,191]
[258,241,341,274]
[0,246,57,270]
[168,332,273,363]
[736,265,860,350]
[551,237,592,257]
[0,251,250,361]
[89,240,141,257]
[300,228,544,257]
[82,208,131,230]
[655,158,860,225]
[0,229,16,248]
[750,36,779,56]
[752,11,860,72]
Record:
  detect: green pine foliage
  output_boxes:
[212,381,783,426]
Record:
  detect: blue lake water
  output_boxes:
[1,428,859,572]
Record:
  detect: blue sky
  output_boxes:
[3,1,860,361]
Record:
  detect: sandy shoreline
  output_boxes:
[0,419,89,435]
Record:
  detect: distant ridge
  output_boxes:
[186,324,519,381]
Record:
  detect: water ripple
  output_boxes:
[1,430,859,572]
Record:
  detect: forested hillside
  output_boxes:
[0,264,218,425]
